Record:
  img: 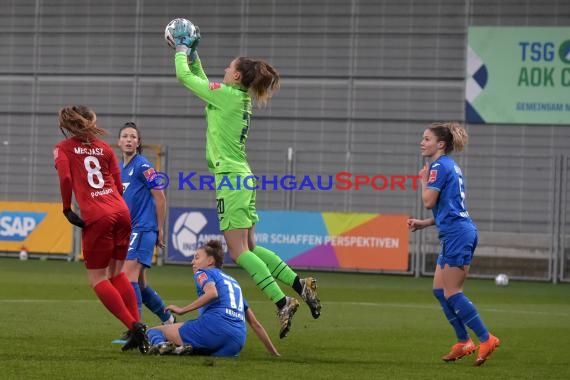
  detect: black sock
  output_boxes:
[276,297,287,309]
[292,276,303,296]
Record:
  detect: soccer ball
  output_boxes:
[494,273,509,287]
[172,211,208,258]
[164,18,198,49]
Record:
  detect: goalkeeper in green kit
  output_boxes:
[167,18,321,338]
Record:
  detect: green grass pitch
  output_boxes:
[0,258,568,379]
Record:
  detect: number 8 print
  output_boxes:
[84,156,104,189]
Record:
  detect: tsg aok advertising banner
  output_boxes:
[466,27,570,125]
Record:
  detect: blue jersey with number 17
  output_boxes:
[121,154,160,231]
[194,268,248,325]
[426,155,476,236]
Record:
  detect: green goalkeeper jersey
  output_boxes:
[175,52,252,174]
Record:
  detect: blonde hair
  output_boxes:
[235,57,280,107]
[58,105,106,142]
[428,122,468,154]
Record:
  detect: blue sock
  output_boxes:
[141,285,172,323]
[147,328,167,346]
[447,292,490,342]
[130,281,142,319]
[433,288,469,341]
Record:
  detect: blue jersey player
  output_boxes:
[407,122,500,366]
[117,123,174,331]
[146,240,280,357]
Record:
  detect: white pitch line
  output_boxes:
[322,301,570,317]
[1,299,568,317]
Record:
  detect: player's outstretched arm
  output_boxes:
[165,282,218,315]
[245,308,281,357]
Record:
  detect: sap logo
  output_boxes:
[0,211,46,241]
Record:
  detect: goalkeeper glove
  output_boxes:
[187,26,201,60]
[190,25,200,49]
[171,19,199,48]
[63,208,85,228]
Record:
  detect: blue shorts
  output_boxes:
[178,313,246,357]
[436,229,478,269]
[126,230,157,268]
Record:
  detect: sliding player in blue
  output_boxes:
[146,240,280,357]
[408,122,500,366]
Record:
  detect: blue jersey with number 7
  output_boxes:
[120,154,160,231]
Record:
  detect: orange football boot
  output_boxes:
[474,334,501,366]
[442,339,477,362]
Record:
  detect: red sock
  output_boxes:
[93,280,136,330]
[110,272,140,321]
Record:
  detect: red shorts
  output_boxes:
[82,209,131,270]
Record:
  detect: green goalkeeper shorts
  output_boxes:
[215,172,259,231]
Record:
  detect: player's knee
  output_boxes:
[433,288,445,301]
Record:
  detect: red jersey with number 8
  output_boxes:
[54,137,128,223]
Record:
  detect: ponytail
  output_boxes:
[428,122,468,154]
[235,57,280,107]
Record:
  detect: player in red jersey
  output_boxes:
[54,105,148,353]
